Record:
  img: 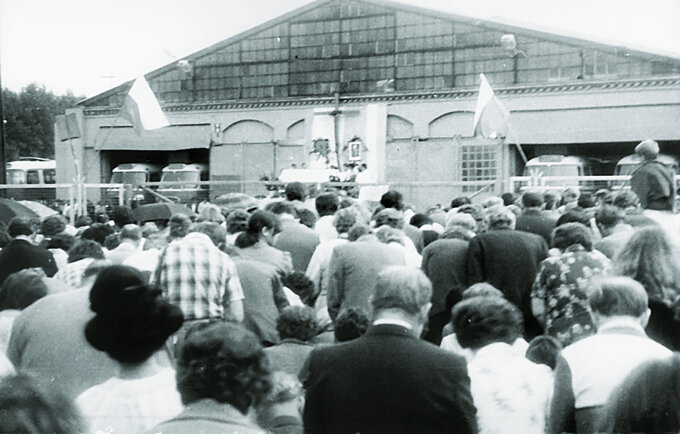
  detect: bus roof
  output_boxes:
[162,163,208,172]
[525,155,588,166]
[112,163,162,172]
[6,159,56,170]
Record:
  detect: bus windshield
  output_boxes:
[614,164,638,177]
[111,171,147,185]
[160,171,200,188]
[524,164,580,178]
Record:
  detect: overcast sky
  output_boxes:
[2,0,678,98]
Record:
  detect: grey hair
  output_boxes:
[371,266,432,317]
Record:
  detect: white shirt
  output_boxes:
[441,334,529,362]
[562,317,672,408]
[123,248,161,276]
[77,367,183,434]
[314,215,338,243]
[468,342,553,434]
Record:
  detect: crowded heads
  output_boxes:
[451,296,524,350]
[8,217,34,238]
[119,224,142,243]
[85,265,183,365]
[276,306,318,342]
[285,182,307,202]
[380,190,404,211]
[333,208,358,235]
[41,215,67,237]
[371,266,432,318]
[522,191,543,209]
[315,193,339,217]
[176,322,272,414]
[168,214,192,240]
[486,206,516,230]
[551,222,593,251]
[588,276,649,320]
[374,208,404,230]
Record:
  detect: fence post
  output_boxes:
[118,184,125,206]
[68,184,75,225]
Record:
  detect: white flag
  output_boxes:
[472,74,510,139]
[121,76,169,132]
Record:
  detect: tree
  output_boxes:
[2,84,83,160]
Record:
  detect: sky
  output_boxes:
[2,0,679,98]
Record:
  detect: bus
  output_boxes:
[107,163,162,205]
[157,163,209,203]
[6,157,56,200]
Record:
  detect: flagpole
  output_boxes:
[505,122,528,164]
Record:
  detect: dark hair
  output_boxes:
[374,208,404,229]
[85,266,183,365]
[409,213,432,228]
[551,222,593,251]
[281,272,318,307]
[451,297,524,350]
[296,208,317,229]
[68,239,105,263]
[499,192,516,206]
[176,322,272,413]
[284,182,306,201]
[74,215,92,228]
[265,201,298,217]
[276,306,318,341]
[589,277,648,318]
[522,192,543,208]
[525,335,563,370]
[598,355,680,433]
[315,193,339,217]
[555,211,591,227]
[168,214,192,240]
[334,307,370,342]
[0,269,48,311]
[103,233,120,250]
[0,375,85,433]
[347,224,371,241]
[226,209,249,234]
[450,196,471,209]
[613,190,641,209]
[80,223,115,246]
[595,205,624,228]
[45,232,76,252]
[41,215,67,237]
[380,190,404,210]
[235,210,281,249]
[577,193,596,209]
[110,205,136,227]
[8,217,33,237]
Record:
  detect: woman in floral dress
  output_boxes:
[531,222,609,346]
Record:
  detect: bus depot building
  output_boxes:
[56,0,680,209]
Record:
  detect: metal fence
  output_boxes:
[509,175,680,194]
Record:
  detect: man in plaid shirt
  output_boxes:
[153,222,244,324]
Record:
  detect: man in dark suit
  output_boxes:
[302,266,477,434]
[515,191,556,245]
[0,217,57,286]
[466,206,548,339]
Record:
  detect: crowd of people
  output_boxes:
[0,141,680,433]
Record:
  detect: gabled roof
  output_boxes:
[79,0,680,107]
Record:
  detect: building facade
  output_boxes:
[57,0,680,208]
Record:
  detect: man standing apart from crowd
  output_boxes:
[630,139,675,212]
[302,266,477,434]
